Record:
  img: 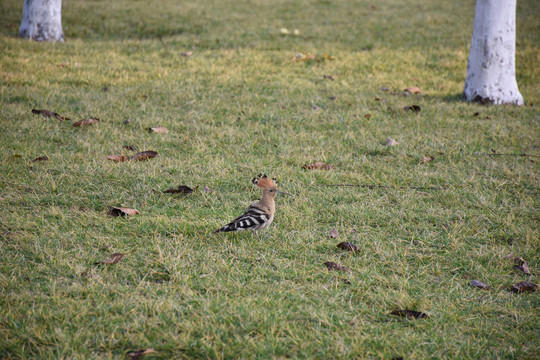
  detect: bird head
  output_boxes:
[252,174,291,197]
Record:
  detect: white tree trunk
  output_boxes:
[19,0,64,42]
[463,0,523,105]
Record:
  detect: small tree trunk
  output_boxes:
[463,0,523,105]
[19,0,64,42]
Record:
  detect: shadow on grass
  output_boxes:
[440,93,466,104]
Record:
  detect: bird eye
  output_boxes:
[270,190,274,192]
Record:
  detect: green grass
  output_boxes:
[1,0,539,358]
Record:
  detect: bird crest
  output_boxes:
[252,174,277,189]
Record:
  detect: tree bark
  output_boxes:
[463,0,523,105]
[19,0,64,42]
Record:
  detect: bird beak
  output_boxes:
[276,190,292,196]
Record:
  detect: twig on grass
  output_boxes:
[474,153,540,158]
[317,184,445,191]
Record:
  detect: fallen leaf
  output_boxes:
[404,86,421,94]
[420,156,434,164]
[147,127,169,134]
[31,156,49,162]
[106,155,129,162]
[510,257,531,275]
[293,29,300,36]
[364,113,372,119]
[123,145,138,151]
[32,109,70,121]
[510,281,537,293]
[10,154,23,159]
[312,104,320,110]
[73,118,99,127]
[473,112,480,117]
[337,242,360,252]
[324,75,334,81]
[280,28,290,35]
[303,161,334,170]
[469,280,490,290]
[322,53,335,60]
[385,137,399,146]
[203,185,212,193]
[404,105,421,112]
[128,348,155,359]
[180,51,193,57]
[380,86,389,92]
[329,96,337,100]
[96,253,124,265]
[163,185,197,194]
[329,228,339,238]
[130,151,159,161]
[124,118,132,124]
[107,207,140,217]
[390,309,429,319]
[374,96,381,101]
[292,53,332,62]
[324,261,349,272]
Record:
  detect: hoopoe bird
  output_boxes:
[214,174,290,237]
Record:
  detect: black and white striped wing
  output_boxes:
[215,206,270,232]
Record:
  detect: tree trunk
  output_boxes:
[463,0,523,105]
[19,0,64,42]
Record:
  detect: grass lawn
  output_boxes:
[0,0,539,358]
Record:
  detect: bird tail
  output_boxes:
[213,224,234,233]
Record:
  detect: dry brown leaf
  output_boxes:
[329,228,339,238]
[324,261,349,272]
[163,185,197,194]
[421,156,435,164]
[510,257,531,275]
[147,127,169,134]
[32,109,70,121]
[374,96,381,101]
[31,156,49,162]
[364,113,372,119]
[380,86,389,92]
[324,75,335,81]
[181,51,193,57]
[510,281,537,293]
[124,118,132,124]
[469,280,490,290]
[386,137,399,146]
[337,242,360,252]
[73,118,100,127]
[390,309,428,319]
[404,105,421,112]
[404,87,421,94]
[106,155,129,162]
[96,253,124,265]
[128,348,155,359]
[107,207,140,217]
[303,161,334,170]
[130,151,159,161]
